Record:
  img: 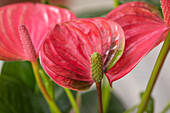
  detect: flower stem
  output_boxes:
[39,69,55,101]
[113,0,119,8]
[124,104,138,113]
[96,81,103,113]
[64,88,80,113]
[102,76,110,113]
[31,61,61,113]
[161,101,170,113]
[76,92,82,110]
[137,30,170,113]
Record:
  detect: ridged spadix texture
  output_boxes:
[161,0,170,27]
[18,25,37,61]
[90,52,103,82]
[40,18,125,91]
[106,1,170,85]
[0,2,76,61]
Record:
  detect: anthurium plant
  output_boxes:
[0,0,169,113]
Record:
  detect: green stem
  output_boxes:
[96,81,103,113]
[31,61,61,113]
[102,76,110,113]
[76,92,82,110]
[124,105,138,113]
[161,101,170,113]
[39,69,55,101]
[113,0,119,8]
[137,30,170,113]
[64,88,80,113]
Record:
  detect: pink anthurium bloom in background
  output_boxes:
[0,2,76,61]
[106,1,170,85]
[40,17,125,91]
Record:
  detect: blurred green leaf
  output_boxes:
[102,76,110,113]
[55,4,69,9]
[0,61,76,113]
[39,69,55,100]
[140,92,154,113]
[38,64,75,113]
[1,61,35,90]
[0,76,49,113]
[77,8,112,18]
[54,84,76,113]
[123,104,138,113]
[107,91,126,113]
[81,89,125,113]
[118,0,160,7]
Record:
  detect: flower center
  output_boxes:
[90,52,104,82]
[18,24,37,61]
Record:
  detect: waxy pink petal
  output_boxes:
[161,0,170,27]
[40,18,125,91]
[0,2,76,61]
[106,1,169,85]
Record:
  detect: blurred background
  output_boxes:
[0,0,169,113]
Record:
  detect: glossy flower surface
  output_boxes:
[40,18,125,90]
[40,1,169,91]
[0,2,76,61]
[106,1,169,84]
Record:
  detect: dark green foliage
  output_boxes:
[0,61,73,113]
[140,92,154,113]
[0,76,49,113]
[118,0,160,7]
[81,90,125,113]
[0,61,125,113]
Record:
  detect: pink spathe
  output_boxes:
[40,18,125,91]
[106,1,169,85]
[0,2,76,61]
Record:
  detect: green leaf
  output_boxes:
[0,61,75,113]
[1,61,35,90]
[118,0,160,7]
[39,69,55,100]
[77,8,112,18]
[81,89,125,113]
[107,91,126,113]
[140,92,154,113]
[102,76,111,113]
[39,64,75,113]
[0,76,49,113]
[54,84,76,113]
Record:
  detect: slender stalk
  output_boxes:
[39,69,55,100]
[102,76,110,113]
[137,30,170,113]
[76,92,82,109]
[96,81,103,113]
[31,61,61,113]
[161,101,170,113]
[113,0,119,8]
[64,88,80,113]
[124,105,138,113]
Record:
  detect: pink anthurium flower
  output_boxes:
[40,17,125,91]
[0,2,76,61]
[40,1,170,91]
[106,1,170,85]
